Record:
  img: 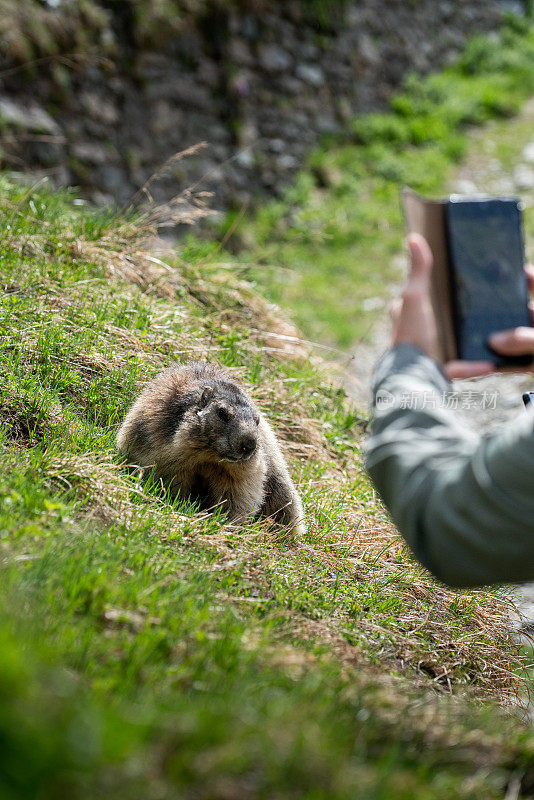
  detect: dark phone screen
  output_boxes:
[445,197,531,365]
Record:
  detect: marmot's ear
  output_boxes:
[199,385,214,408]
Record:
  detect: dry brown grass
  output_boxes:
[37,427,525,708]
[1,168,526,711]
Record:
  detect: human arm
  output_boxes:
[366,343,534,587]
[365,235,534,588]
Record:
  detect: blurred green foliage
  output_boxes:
[236,16,534,348]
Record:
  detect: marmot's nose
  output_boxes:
[240,434,257,458]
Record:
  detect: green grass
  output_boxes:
[0,174,532,797]
[4,14,534,796]
[446,89,534,255]
[229,16,534,348]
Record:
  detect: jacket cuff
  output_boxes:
[371,344,450,406]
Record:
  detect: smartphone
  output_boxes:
[445,196,532,367]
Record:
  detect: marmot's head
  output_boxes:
[192,381,260,464]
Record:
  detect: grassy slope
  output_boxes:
[0,176,533,798]
[4,13,534,799]
[230,16,534,349]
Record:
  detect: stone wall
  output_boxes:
[0,1,517,210]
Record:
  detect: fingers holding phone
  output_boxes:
[444,360,495,380]
[441,262,534,377]
[402,190,534,376]
[478,262,534,372]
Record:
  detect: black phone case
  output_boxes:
[445,197,532,368]
[402,188,533,368]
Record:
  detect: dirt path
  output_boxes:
[346,98,534,631]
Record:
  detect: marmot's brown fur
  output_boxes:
[117,362,305,535]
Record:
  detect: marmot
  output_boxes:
[117,362,305,536]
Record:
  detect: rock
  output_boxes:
[268,138,285,153]
[235,149,255,168]
[258,44,292,72]
[361,296,386,311]
[514,164,534,191]
[0,98,65,168]
[494,176,516,194]
[0,0,506,211]
[211,144,229,161]
[277,154,298,170]
[145,77,212,110]
[242,14,259,40]
[204,164,225,183]
[295,64,324,87]
[0,97,60,135]
[278,76,304,95]
[197,59,220,89]
[208,123,232,145]
[95,164,131,198]
[89,189,115,207]
[150,100,176,136]
[79,92,119,125]
[285,1,304,23]
[71,142,114,165]
[301,42,320,60]
[497,0,524,13]
[358,33,381,67]
[237,119,258,148]
[291,111,310,127]
[522,141,534,163]
[172,75,213,112]
[261,170,277,188]
[345,6,363,26]
[226,164,249,189]
[168,31,203,64]
[33,140,64,166]
[136,52,171,78]
[454,178,478,194]
[316,114,338,135]
[229,38,254,66]
[298,95,325,116]
[231,72,252,98]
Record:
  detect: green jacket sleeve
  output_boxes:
[365,343,534,587]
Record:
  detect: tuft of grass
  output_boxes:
[0,175,533,797]
[0,0,111,65]
[231,16,534,348]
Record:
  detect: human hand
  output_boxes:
[390,233,495,379]
[487,264,534,369]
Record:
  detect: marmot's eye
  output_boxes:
[253,415,260,426]
[217,406,230,422]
